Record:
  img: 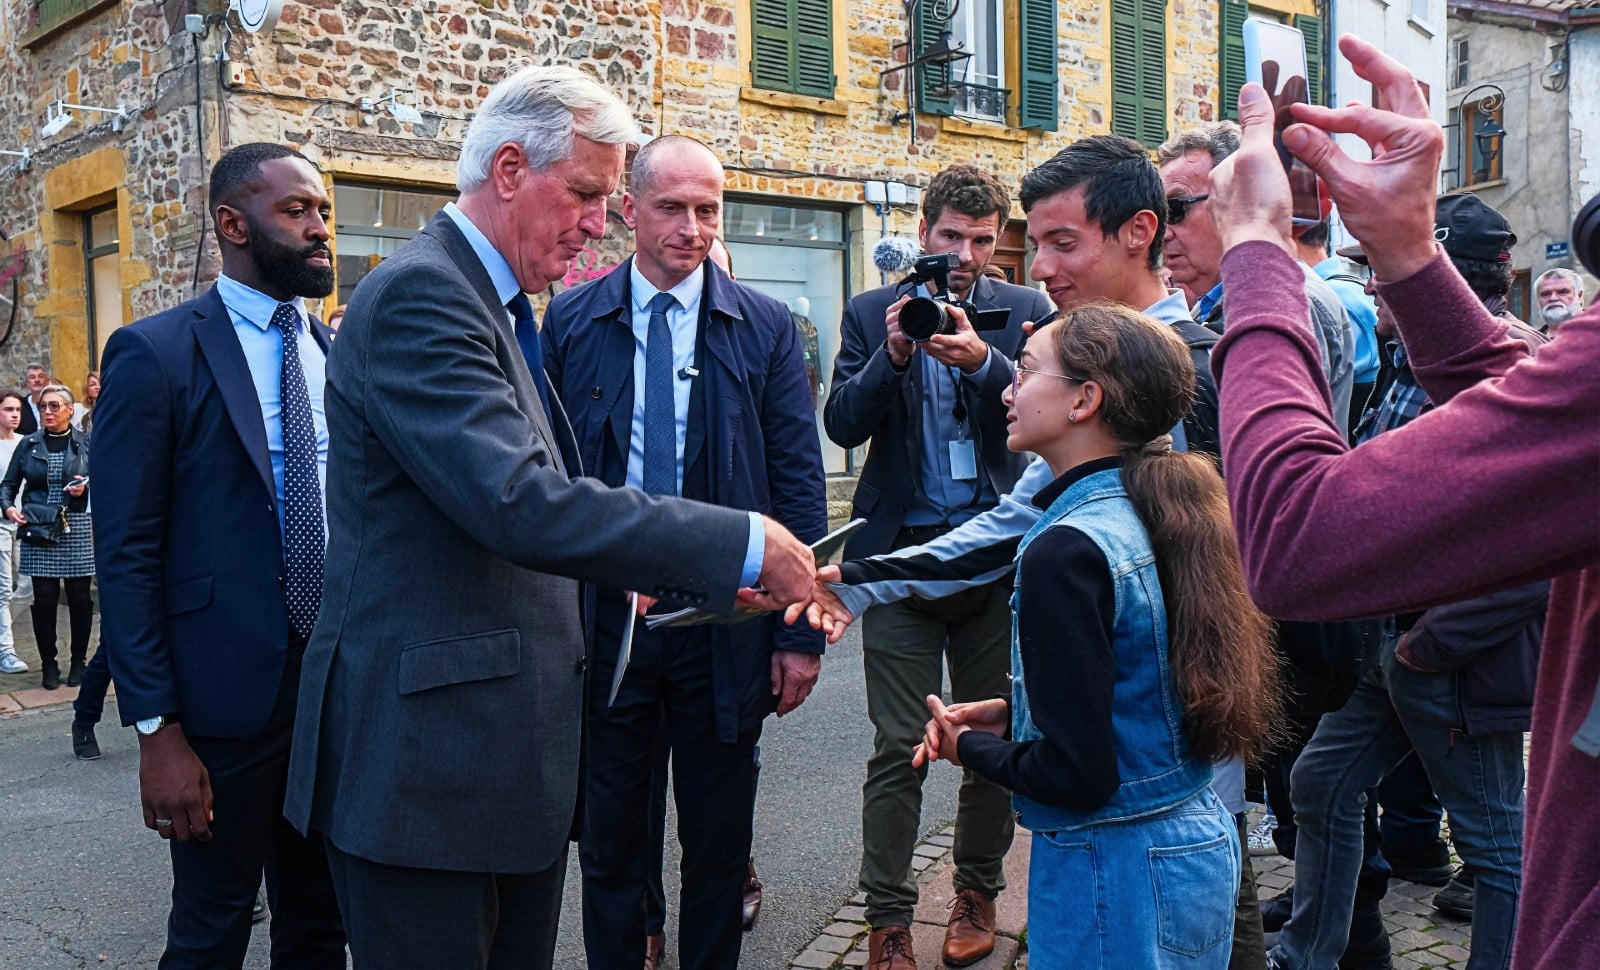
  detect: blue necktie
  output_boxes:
[269,303,324,639]
[508,292,552,421]
[642,291,679,497]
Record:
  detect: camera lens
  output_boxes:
[900,297,949,342]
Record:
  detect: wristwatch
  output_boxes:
[135,715,171,736]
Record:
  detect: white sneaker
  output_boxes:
[0,651,29,674]
[1248,811,1280,857]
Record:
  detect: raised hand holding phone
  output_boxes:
[1242,19,1329,227]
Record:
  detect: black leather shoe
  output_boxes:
[71,721,101,760]
[1386,838,1453,887]
[1260,887,1294,934]
[1339,903,1393,970]
[66,660,86,687]
[1433,869,1474,921]
[41,662,60,691]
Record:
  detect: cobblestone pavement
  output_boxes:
[789,807,1477,969]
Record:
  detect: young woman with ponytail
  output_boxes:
[911,302,1281,967]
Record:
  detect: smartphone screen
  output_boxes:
[1242,19,1326,226]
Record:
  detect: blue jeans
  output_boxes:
[1271,636,1524,970]
[1029,787,1236,969]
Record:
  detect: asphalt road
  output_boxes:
[0,622,964,969]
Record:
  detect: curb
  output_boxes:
[789,825,1029,970]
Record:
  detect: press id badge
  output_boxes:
[948,438,978,481]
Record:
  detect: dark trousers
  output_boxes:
[644,736,762,937]
[71,642,112,725]
[1377,751,1445,857]
[326,840,566,969]
[582,616,759,970]
[1232,812,1267,970]
[161,649,345,969]
[30,575,91,668]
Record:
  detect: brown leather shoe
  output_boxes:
[867,925,917,970]
[942,889,997,967]
[741,857,763,931]
[644,932,664,970]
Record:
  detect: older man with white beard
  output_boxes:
[1534,268,1585,333]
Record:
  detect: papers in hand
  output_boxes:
[644,519,866,630]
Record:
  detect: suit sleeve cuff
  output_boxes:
[962,346,994,383]
[740,512,765,587]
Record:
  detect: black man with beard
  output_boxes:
[93,143,346,968]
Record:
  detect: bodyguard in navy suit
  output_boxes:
[93,144,345,968]
[541,136,827,970]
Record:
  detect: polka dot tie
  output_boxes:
[271,303,325,639]
[641,291,679,497]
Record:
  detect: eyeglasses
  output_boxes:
[1012,362,1083,397]
[1166,194,1210,226]
[39,402,70,412]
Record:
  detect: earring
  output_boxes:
[1067,413,1078,424]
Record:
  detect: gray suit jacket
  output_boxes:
[284,212,751,874]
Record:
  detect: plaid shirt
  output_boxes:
[1354,341,1433,444]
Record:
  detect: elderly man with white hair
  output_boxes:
[284,65,816,969]
[1534,267,1584,333]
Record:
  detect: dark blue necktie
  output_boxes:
[508,292,552,421]
[642,291,679,496]
[270,303,324,639]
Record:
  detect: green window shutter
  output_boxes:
[1294,13,1324,106]
[1111,0,1165,146]
[794,0,835,98]
[1219,0,1247,121]
[1110,0,1142,140]
[751,0,795,92]
[1016,0,1058,130]
[915,5,955,116]
[1135,0,1167,147]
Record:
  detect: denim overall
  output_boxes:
[1012,468,1238,968]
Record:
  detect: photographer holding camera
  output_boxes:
[824,164,1050,969]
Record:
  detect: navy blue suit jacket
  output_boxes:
[93,287,333,738]
[542,258,827,741]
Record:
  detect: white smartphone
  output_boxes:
[1242,19,1327,227]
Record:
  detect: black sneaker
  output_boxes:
[1385,838,1454,887]
[1433,869,1474,921]
[71,721,101,761]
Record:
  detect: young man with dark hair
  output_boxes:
[826,163,1050,969]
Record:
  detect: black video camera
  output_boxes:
[898,253,1012,342]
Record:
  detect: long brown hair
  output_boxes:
[1050,303,1280,762]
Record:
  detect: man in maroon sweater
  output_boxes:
[1204,36,1599,970]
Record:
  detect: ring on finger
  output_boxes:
[154,818,174,828]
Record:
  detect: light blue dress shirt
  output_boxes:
[625,261,764,586]
[903,286,998,528]
[1314,256,1380,384]
[214,274,328,539]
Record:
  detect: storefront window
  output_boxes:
[84,205,121,369]
[723,199,854,474]
[333,183,457,305]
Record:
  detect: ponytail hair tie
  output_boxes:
[1138,434,1173,457]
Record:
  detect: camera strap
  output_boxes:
[948,366,967,430]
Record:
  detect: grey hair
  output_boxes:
[1157,122,1243,168]
[1535,267,1584,294]
[456,65,639,194]
[24,361,45,373]
[630,134,720,195]
[39,383,74,405]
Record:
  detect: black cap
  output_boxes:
[1336,194,1516,265]
[1433,194,1516,262]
